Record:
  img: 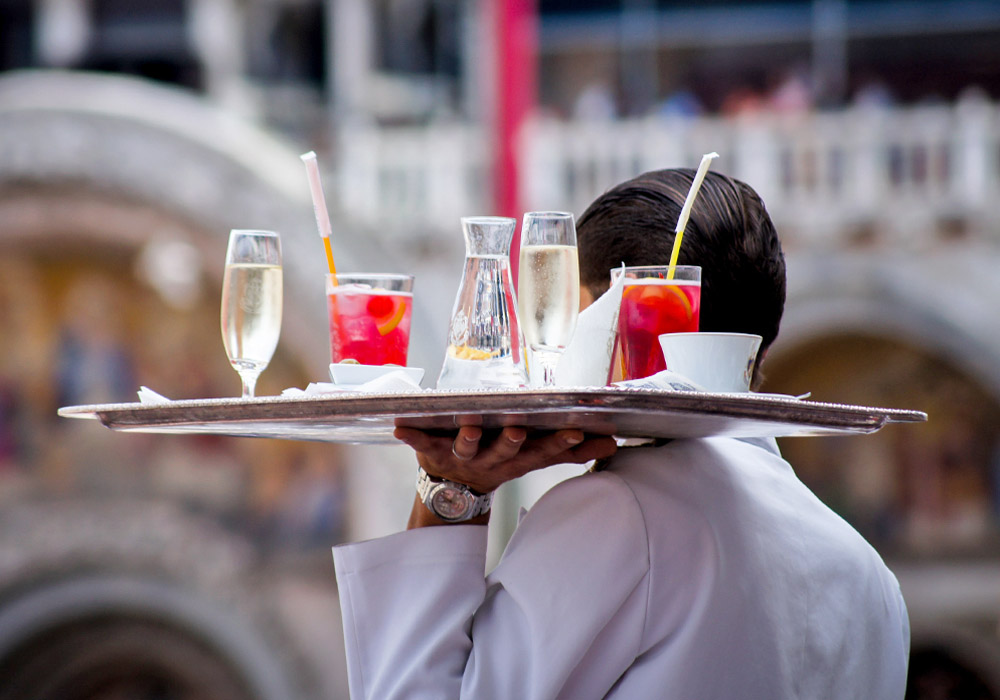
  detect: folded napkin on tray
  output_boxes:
[138,386,172,404]
[613,371,810,399]
[613,370,706,392]
[281,369,425,397]
[136,370,425,404]
[552,267,625,388]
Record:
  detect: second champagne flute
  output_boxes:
[220,229,283,398]
[517,211,579,387]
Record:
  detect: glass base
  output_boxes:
[437,354,528,390]
[529,349,563,387]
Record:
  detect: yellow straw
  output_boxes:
[667,152,719,279]
[323,237,337,276]
[300,151,338,276]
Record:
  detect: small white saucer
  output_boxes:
[329,363,425,386]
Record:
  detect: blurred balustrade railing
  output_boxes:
[334,99,1000,246]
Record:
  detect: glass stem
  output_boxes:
[240,372,260,399]
[542,362,557,387]
[533,350,561,387]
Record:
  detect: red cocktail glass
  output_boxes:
[611,265,701,381]
[327,273,414,366]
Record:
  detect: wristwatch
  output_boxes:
[416,467,494,522]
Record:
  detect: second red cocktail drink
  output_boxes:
[612,265,701,381]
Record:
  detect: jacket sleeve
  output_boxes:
[332,471,651,700]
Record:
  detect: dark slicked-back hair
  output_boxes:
[577,168,786,351]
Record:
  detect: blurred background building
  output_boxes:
[1,0,999,698]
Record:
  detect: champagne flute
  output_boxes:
[220,230,283,398]
[517,211,579,387]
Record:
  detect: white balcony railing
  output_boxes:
[334,98,1000,247]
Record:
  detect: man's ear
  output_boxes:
[750,348,769,391]
[579,286,596,311]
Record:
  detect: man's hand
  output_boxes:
[395,425,618,528]
[395,425,618,495]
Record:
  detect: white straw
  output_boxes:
[300,151,334,239]
[675,152,719,234]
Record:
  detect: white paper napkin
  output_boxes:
[613,371,811,400]
[138,369,425,404]
[138,386,172,404]
[281,369,426,397]
[553,267,625,387]
[612,369,706,392]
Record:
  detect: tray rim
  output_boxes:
[58,386,928,436]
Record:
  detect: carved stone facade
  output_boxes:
[1,63,1000,699]
[0,71,365,699]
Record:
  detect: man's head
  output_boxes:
[577,168,786,353]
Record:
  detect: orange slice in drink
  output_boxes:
[631,282,694,321]
[376,300,407,336]
[663,285,694,320]
[449,345,495,360]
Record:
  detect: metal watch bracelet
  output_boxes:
[416,467,494,522]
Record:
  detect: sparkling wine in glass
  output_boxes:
[220,229,283,398]
[517,211,579,387]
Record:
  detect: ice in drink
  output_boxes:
[328,283,413,366]
[617,278,701,380]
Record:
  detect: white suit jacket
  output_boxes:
[333,437,910,699]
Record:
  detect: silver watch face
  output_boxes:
[431,486,474,520]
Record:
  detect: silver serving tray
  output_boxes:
[58,387,927,445]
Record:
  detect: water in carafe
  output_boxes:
[437,217,528,389]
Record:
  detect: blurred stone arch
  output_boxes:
[768,251,1000,558]
[0,68,389,700]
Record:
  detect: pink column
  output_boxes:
[492,0,537,283]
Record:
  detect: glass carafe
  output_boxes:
[437,217,528,389]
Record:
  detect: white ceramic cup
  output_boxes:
[658,332,763,393]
